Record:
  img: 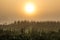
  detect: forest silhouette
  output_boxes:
[0,21,60,40]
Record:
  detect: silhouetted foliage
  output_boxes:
[0,21,60,40]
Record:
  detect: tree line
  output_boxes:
[0,21,60,40]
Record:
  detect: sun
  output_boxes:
[25,3,35,14]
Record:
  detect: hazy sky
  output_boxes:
[0,0,60,24]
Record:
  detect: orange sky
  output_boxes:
[0,0,60,24]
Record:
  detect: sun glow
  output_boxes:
[24,3,35,14]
